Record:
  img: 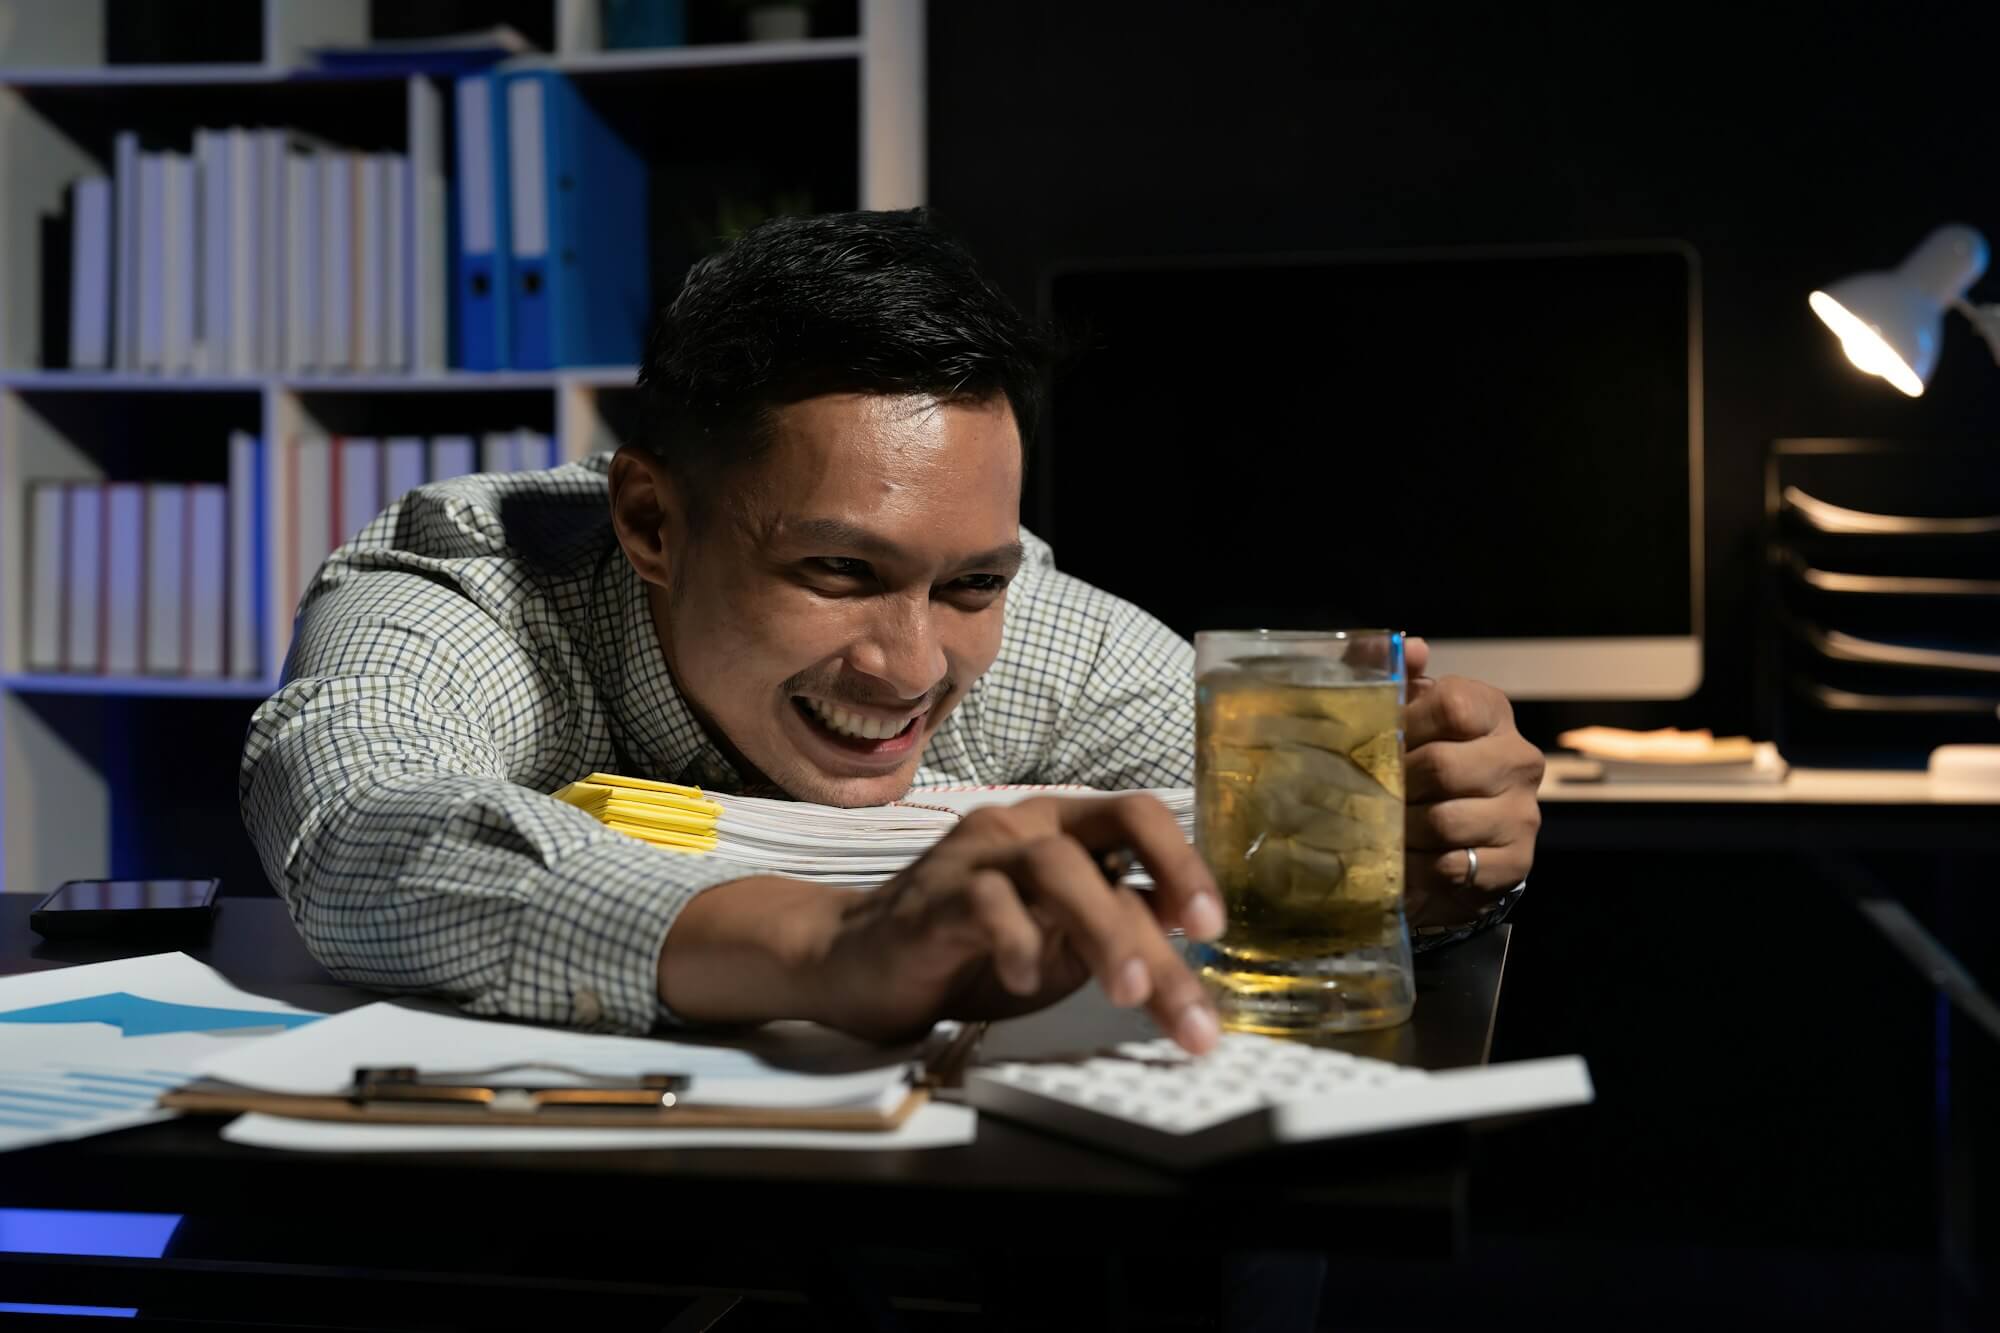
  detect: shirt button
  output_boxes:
[572,989,604,1026]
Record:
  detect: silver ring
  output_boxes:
[1460,847,1480,888]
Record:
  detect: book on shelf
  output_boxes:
[357,156,387,371]
[334,437,384,548]
[430,434,476,480]
[68,119,428,376]
[143,484,188,674]
[162,153,197,375]
[63,484,103,673]
[27,484,66,672]
[188,485,229,678]
[68,178,112,371]
[284,149,319,374]
[279,428,555,610]
[20,429,565,683]
[501,71,649,370]
[227,431,264,680]
[385,436,427,504]
[230,129,258,376]
[136,151,166,371]
[103,483,146,675]
[453,74,511,371]
[62,72,636,376]
[191,126,263,378]
[479,430,511,474]
[289,437,334,614]
[384,155,409,372]
[114,132,140,371]
[194,130,227,375]
[319,152,354,373]
[24,472,242,683]
[408,78,448,374]
[258,130,287,376]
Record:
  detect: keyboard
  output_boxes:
[964,1032,1593,1168]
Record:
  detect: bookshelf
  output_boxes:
[0,0,925,896]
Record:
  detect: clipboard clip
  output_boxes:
[351,1063,691,1114]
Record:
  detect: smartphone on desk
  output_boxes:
[29,878,221,939]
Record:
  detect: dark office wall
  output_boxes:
[928,1,2000,738]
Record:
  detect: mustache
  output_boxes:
[782,669,955,713]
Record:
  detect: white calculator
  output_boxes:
[964,1032,1593,1169]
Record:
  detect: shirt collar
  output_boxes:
[597,554,744,793]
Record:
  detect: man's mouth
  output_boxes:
[792,696,927,759]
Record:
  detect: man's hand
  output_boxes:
[1399,638,1545,929]
[660,794,1227,1053]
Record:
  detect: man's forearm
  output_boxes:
[657,876,840,1025]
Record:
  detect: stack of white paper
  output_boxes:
[699,787,1197,888]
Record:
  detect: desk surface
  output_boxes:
[0,895,1507,1252]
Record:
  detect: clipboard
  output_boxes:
[157,1039,985,1132]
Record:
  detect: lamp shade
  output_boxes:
[1808,224,1990,397]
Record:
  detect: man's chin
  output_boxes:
[759,696,939,806]
[768,764,921,809]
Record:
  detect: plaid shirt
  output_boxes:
[240,456,1196,1034]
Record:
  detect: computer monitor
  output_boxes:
[1035,243,1703,700]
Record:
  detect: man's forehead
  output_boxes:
[759,391,1021,473]
[731,392,1023,549]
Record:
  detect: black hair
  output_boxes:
[634,209,1048,491]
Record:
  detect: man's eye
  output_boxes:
[810,558,871,579]
[953,574,1009,594]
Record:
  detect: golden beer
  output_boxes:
[1193,633,1414,1034]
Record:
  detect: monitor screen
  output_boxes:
[1036,246,1700,697]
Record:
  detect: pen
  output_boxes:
[1097,848,1137,885]
[1098,847,1187,939]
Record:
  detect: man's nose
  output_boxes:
[847,596,949,701]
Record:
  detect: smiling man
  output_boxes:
[241,210,1543,1053]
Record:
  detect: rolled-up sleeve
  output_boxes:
[240,569,745,1033]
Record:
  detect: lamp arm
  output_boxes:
[1952,298,2000,366]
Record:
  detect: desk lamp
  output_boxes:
[1809,224,2000,396]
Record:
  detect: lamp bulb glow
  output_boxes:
[1808,290,1926,397]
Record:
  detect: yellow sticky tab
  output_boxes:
[555,777,720,818]
[599,798,717,835]
[552,780,615,811]
[606,820,718,852]
[578,773,721,817]
[584,772,709,800]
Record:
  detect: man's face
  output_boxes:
[636,393,1024,807]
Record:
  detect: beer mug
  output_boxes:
[1191,629,1414,1034]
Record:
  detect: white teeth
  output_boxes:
[805,698,909,741]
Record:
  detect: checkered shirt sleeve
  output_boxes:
[239,472,750,1034]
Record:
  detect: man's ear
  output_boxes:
[608,447,689,589]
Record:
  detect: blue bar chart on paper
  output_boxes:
[0,954,320,1152]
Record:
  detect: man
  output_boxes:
[241,210,1543,1057]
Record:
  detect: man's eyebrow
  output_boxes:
[965,542,1026,574]
[779,519,1024,572]
[779,518,901,557]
